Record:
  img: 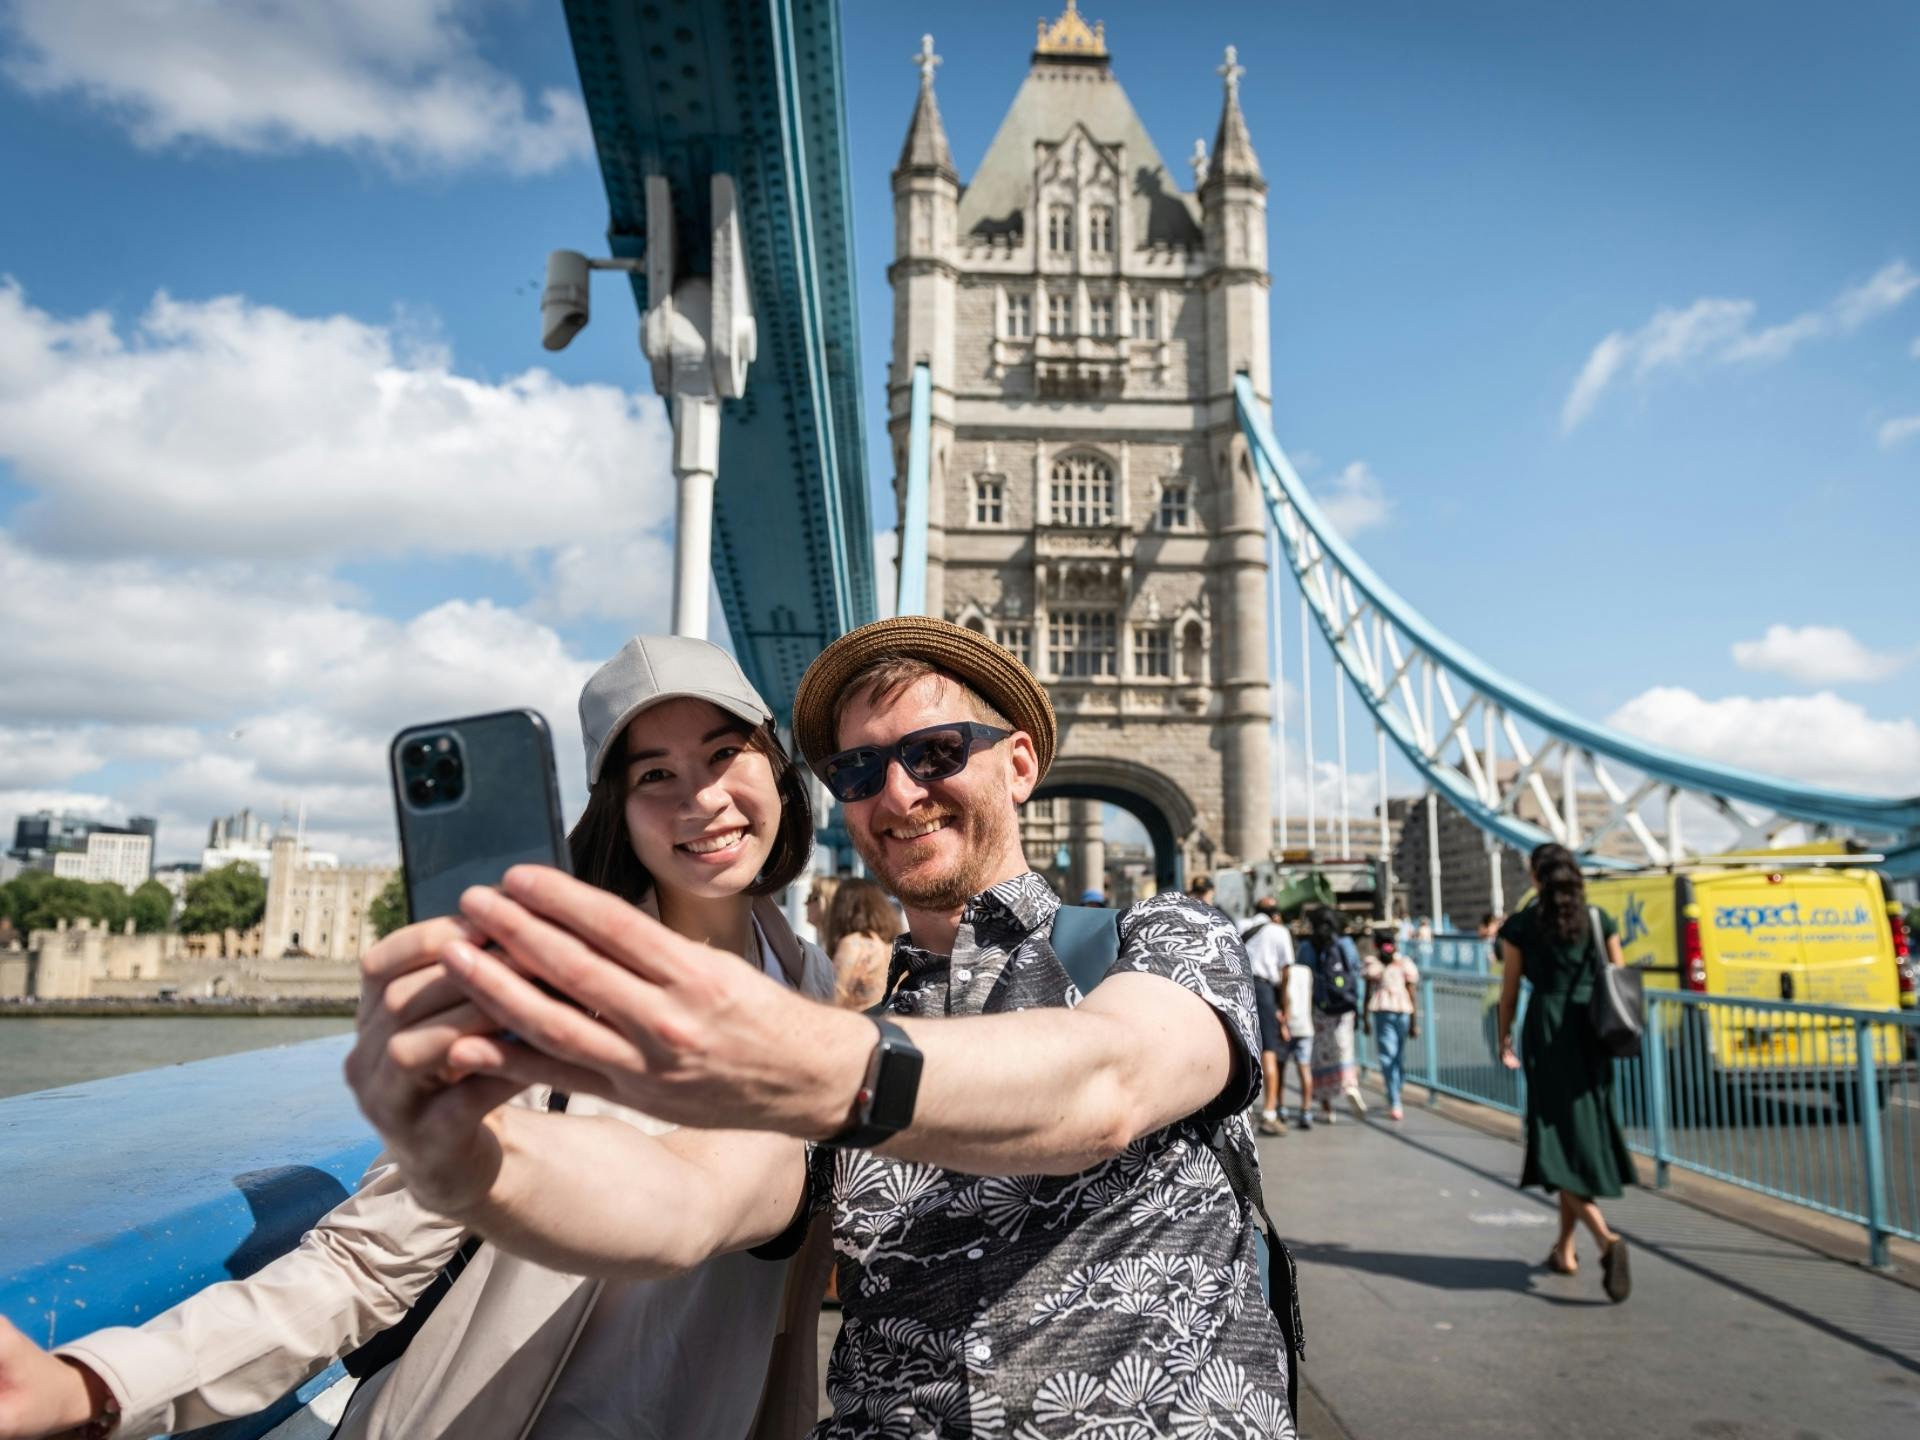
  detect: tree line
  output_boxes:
[1,863,410,943]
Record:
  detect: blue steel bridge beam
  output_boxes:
[562,0,874,716]
[1231,375,1920,870]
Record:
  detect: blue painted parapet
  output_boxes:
[0,1037,378,1438]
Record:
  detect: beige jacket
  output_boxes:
[58,896,836,1440]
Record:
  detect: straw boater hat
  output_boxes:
[791,616,1058,781]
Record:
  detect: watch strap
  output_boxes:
[828,1015,921,1149]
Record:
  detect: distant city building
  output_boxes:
[208,808,270,850]
[202,808,337,876]
[151,864,200,910]
[1271,812,1399,862]
[1387,762,1641,928]
[49,830,155,892]
[262,831,392,962]
[9,810,157,880]
[0,915,354,1004]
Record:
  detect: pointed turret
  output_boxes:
[1203,45,1264,191]
[897,34,956,181]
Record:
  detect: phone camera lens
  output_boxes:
[405,741,431,767]
[408,778,435,805]
[440,775,465,802]
[433,756,460,782]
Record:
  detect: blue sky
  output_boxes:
[0,0,1914,865]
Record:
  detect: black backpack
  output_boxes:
[1306,936,1358,1015]
[1050,905,1306,1418]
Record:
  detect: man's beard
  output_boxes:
[852,795,1017,914]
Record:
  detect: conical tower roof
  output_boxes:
[897,34,956,180]
[1204,45,1264,189]
[957,10,1202,248]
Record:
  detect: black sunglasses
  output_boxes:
[820,721,1012,804]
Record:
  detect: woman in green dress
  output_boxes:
[1496,843,1635,1302]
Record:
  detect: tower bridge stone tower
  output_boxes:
[889,7,1274,890]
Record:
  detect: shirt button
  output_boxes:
[955,969,971,984]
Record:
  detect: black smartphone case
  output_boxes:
[390,709,571,923]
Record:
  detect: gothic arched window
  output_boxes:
[1088,205,1113,253]
[1049,452,1115,527]
[1047,204,1074,253]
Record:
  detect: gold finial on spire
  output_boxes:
[913,33,940,90]
[1035,1,1107,59]
[1218,44,1245,100]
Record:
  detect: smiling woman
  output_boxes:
[0,634,839,1440]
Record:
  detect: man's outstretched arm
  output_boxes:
[438,870,1252,1177]
[346,914,805,1279]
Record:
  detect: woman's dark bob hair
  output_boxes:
[567,714,814,904]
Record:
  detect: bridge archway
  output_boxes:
[1032,756,1198,893]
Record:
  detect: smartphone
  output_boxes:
[390,709,571,923]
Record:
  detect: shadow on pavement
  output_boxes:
[1288,1239,1608,1305]
[1361,1113,1920,1375]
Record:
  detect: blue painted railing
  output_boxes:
[1361,977,1920,1267]
[1402,934,1493,975]
[895,362,931,618]
[0,1037,377,1438]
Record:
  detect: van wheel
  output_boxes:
[1832,1077,1891,1123]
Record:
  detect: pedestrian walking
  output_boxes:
[823,876,899,1012]
[1364,942,1420,1120]
[1496,843,1635,1302]
[350,615,1297,1437]
[1242,897,1296,1135]
[1277,942,1317,1127]
[1303,906,1366,1121]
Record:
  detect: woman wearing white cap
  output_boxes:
[0,636,835,1440]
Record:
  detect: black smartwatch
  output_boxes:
[828,1016,923,1149]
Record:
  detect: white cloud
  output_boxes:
[1878,415,1920,449]
[0,282,675,587]
[0,275,686,863]
[1608,686,1920,797]
[1561,261,1918,432]
[1,0,590,174]
[1732,624,1912,686]
[0,535,604,861]
[0,728,105,789]
[1312,461,1392,538]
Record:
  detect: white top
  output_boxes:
[1243,916,1295,984]
[1281,963,1315,1034]
[529,920,803,1440]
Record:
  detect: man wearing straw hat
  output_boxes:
[349,617,1293,1437]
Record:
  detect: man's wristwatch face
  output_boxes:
[836,1016,922,1146]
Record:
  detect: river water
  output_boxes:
[0,1017,355,1099]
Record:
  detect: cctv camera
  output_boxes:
[541,250,591,351]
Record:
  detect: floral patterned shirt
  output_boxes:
[805,872,1293,1439]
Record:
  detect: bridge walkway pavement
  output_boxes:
[1259,1094,1920,1440]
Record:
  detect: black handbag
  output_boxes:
[1586,905,1644,1059]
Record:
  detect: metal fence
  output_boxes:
[1404,934,1493,975]
[1359,975,1920,1266]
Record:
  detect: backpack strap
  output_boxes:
[1049,903,1121,996]
[1052,904,1304,1412]
[1212,1120,1306,1416]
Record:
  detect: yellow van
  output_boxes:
[1585,860,1908,1088]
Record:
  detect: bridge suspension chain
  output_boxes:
[1233,375,1920,874]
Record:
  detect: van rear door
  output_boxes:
[1702,870,1813,1074]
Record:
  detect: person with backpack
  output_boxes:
[1303,906,1367,1121]
[0,637,838,1440]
